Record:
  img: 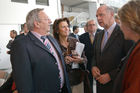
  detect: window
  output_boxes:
[11,0,28,3]
[36,0,49,6]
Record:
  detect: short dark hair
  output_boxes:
[11,30,17,35]
[73,26,79,32]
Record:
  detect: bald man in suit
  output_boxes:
[91,5,133,93]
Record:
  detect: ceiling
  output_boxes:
[60,0,91,9]
[60,0,130,9]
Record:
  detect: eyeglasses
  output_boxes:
[88,24,96,26]
[40,18,50,21]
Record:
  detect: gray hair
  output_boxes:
[86,19,96,27]
[106,5,115,14]
[26,8,44,31]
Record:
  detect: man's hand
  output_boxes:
[91,66,101,78]
[13,90,18,93]
[96,73,111,84]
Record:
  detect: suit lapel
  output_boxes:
[98,31,104,53]
[48,35,69,80]
[86,32,93,45]
[28,32,52,54]
[103,25,120,51]
[47,35,62,55]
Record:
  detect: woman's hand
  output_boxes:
[64,56,74,64]
[64,54,84,64]
[72,56,83,63]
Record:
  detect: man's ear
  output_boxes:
[34,21,40,28]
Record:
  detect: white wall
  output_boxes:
[0,25,20,70]
[0,0,61,24]
[0,0,61,70]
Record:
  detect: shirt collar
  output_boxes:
[31,31,44,42]
[105,22,116,35]
[89,32,96,36]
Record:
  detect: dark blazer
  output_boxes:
[79,32,95,72]
[6,40,13,49]
[113,42,135,93]
[11,32,71,93]
[15,33,25,39]
[92,24,133,93]
[79,32,96,93]
[69,33,79,40]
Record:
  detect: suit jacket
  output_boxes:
[15,33,25,40]
[69,33,79,40]
[92,24,133,93]
[6,40,14,49]
[122,40,140,93]
[11,31,71,93]
[79,32,95,72]
[113,42,135,93]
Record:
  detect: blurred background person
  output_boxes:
[114,14,120,25]
[79,19,98,93]
[15,23,29,39]
[6,30,17,54]
[53,17,91,93]
[69,25,79,40]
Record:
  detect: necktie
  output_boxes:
[41,36,54,55]
[90,33,94,44]
[75,34,79,40]
[41,36,64,89]
[102,31,108,51]
[41,36,46,42]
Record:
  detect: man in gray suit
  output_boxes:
[91,5,133,93]
[11,8,71,93]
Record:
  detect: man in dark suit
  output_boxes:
[91,5,133,93]
[6,30,17,54]
[79,19,98,93]
[69,25,79,40]
[11,8,71,93]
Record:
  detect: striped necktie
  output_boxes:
[41,36,64,89]
[41,36,54,55]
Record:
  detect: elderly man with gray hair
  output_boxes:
[11,8,71,93]
[91,5,133,93]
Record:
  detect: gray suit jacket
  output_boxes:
[92,24,133,93]
[11,31,71,93]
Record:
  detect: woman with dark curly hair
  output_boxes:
[53,17,92,93]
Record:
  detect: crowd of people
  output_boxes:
[0,1,140,93]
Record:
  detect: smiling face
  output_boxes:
[58,21,70,38]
